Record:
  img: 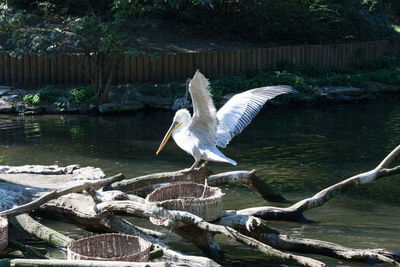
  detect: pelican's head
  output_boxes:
[156,109,191,155]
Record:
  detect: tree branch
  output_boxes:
[237,145,400,221]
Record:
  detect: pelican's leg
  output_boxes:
[189,159,200,171]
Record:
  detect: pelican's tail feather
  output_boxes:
[201,147,237,166]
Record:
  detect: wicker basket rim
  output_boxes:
[145,182,224,204]
[67,233,152,261]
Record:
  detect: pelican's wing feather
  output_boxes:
[188,71,218,145]
[216,85,295,148]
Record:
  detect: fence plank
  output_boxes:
[234,50,240,74]
[0,54,3,84]
[180,53,188,78]
[57,54,64,84]
[238,50,245,72]
[143,55,150,82]
[123,55,130,83]
[199,52,206,75]
[137,55,144,82]
[151,56,162,82]
[255,49,261,70]
[4,55,10,84]
[168,54,175,80]
[161,54,168,81]
[222,51,229,75]
[37,55,43,85]
[64,54,70,84]
[10,56,16,83]
[186,53,194,78]
[174,53,182,80]
[23,55,30,85]
[70,54,77,84]
[206,52,213,78]
[130,56,137,82]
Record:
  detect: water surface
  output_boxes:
[0,99,399,266]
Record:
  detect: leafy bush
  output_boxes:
[68,86,94,105]
[23,93,41,105]
[38,86,62,103]
[369,67,400,84]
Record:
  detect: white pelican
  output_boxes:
[156,71,295,170]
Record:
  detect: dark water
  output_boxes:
[0,99,400,266]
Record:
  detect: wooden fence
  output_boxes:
[0,40,391,86]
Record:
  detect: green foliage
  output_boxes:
[37,85,62,103]
[23,93,41,105]
[68,86,94,105]
[161,0,394,44]
[369,67,400,84]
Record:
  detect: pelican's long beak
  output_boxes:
[156,122,182,155]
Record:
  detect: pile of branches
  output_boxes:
[1,145,400,266]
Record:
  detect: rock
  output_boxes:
[72,166,105,180]
[0,99,13,112]
[98,100,145,113]
[0,89,10,96]
[135,94,172,109]
[318,86,366,97]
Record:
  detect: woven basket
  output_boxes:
[67,233,151,262]
[146,182,224,225]
[0,216,7,250]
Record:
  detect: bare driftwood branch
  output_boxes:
[105,168,212,193]
[0,173,125,218]
[218,215,400,265]
[208,170,287,202]
[237,145,400,221]
[108,169,286,202]
[96,200,325,267]
[258,234,400,265]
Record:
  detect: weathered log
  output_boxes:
[0,259,174,267]
[0,173,125,218]
[12,214,73,247]
[105,168,212,193]
[96,200,325,267]
[237,145,400,221]
[117,171,287,202]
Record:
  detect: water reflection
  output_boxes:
[0,98,399,265]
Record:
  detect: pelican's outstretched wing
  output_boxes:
[216,85,295,148]
[188,71,218,145]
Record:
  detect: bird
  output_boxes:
[156,70,295,171]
